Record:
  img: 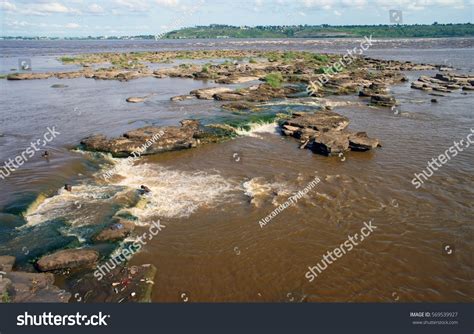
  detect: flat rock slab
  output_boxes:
[81,120,199,157]
[283,110,350,132]
[69,264,157,303]
[37,249,99,272]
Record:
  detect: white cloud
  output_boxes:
[65,22,80,28]
[155,0,180,7]
[113,0,149,11]
[87,3,104,13]
[0,0,17,11]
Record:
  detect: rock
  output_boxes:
[221,101,257,111]
[462,85,474,91]
[310,131,350,156]
[93,220,135,243]
[126,96,148,103]
[51,84,68,88]
[0,256,16,272]
[348,132,381,151]
[68,264,157,302]
[7,73,52,80]
[411,81,432,91]
[283,110,350,132]
[170,95,195,101]
[6,271,70,303]
[281,111,380,156]
[370,94,397,107]
[81,120,200,157]
[190,87,233,100]
[36,249,99,272]
[215,75,259,84]
[431,98,438,103]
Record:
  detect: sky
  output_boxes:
[1,0,473,36]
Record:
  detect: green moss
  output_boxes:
[59,56,77,63]
[248,58,257,64]
[1,291,11,303]
[264,72,284,88]
[313,54,329,62]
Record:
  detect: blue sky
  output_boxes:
[1,0,473,36]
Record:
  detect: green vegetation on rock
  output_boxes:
[264,72,284,88]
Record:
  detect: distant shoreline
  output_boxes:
[1,23,473,40]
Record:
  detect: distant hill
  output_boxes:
[164,23,474,39]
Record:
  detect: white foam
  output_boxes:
[235,122,279,138]
[108,160,237,221]
[24,184,119,227]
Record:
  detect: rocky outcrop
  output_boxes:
[81,120,199,157]
[283,110,350,133]
[81,119,236,157]
[36,249,99,272]
[281,111,380,156]
[369,94,397,107]
[93,220,135,243]
[213,84,299,102]
[411,73,474,94]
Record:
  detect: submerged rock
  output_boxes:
[36,249,99,272]
[369,94,397,107]
[170,94,195,101]
[68,264,157,303]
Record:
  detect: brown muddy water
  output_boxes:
[0,39,473,302]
